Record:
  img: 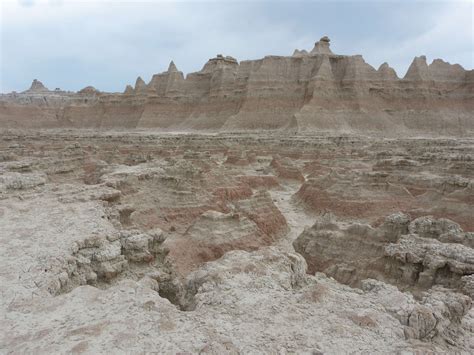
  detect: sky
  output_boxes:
[0,0,472,93]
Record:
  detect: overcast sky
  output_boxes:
[0,0,472,93]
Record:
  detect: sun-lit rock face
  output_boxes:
[0,36,472,135]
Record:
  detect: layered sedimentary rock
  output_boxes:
[293,213,474,298]
[1,37,472,135]
[2,131,474,352]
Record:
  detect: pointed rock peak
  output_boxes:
[293,49,308,58]
[168,61,178,72]
[404,55,430,80]
[408,56,428,71]
[29,79,48,91]
[135,76,147,91]
[378,62,398,79]
[310,36,333,55]
[124,84,134,94]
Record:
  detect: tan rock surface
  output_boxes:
[1,37,472,135]
[0,130,473,352]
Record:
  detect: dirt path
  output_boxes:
[270,181,313,252]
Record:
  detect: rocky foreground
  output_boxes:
[1,131,473,353]
[1,37,473,135]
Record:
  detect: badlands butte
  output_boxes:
[1,37,474,353]
[1,37,473,135]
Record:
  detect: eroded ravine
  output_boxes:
[2,131,474,353]
[269,180,313,252]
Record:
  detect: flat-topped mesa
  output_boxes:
[310,36,333,55]
[25,79,49,93]
[201,54,239,73]
[211,54,238,65]
[77,86,100,95]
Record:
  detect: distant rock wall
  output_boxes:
[1,37,472,135]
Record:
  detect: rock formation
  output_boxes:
[1,131,474,352]
[0,36,472,135]
[310,35,333,55]
[78,86,100,95]
[293,213,474,298]
[293,212,474,342]
[26,79,49,92]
